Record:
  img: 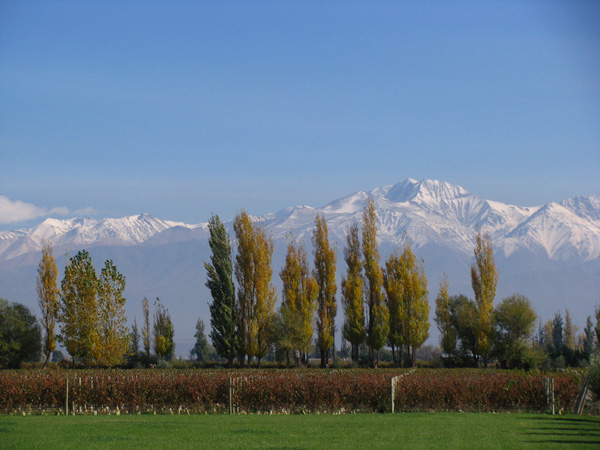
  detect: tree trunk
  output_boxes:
[43,352,51,369]
[331,335,336,365]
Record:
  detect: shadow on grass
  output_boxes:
[526,416,600,424]
[522,415,600,447]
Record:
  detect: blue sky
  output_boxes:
[1,0,599,229]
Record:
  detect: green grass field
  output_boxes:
[1,413,599,449]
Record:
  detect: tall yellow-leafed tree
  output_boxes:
[234,210,276,367]
[252,223,277,367]
[280,240,318,366]
[95,260,129,367]
[341,221,365,362]
[471,231,498,367]
[312,214,337,368]
[362,198,389,367]
[37,240,59,367]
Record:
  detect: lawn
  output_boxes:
[1,413,599,450]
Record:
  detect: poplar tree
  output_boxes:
[312,214,337,368]
[280,240,318,366]
[37,240,59,367]
[341,221,365,362]
[130,317,141,357]
[384,252,403,367]
[384,241,429,367]
[470,231,497,367]
[95,259,128,367]
[60,250,98,365]
[205,214,238,368]
[583,316,594,360]
[362,199,389,367]
[192,318,211,362]
[564,309,576,349]
[142,297,151,361]
[234,211,255,366]
[234,210,276,367]
[434,277,456,361]
[153,298,174,360]
[552,312,564,357]
[253,224,277,367]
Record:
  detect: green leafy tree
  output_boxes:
[470,231,498,367]
[153,298,174,360]
[362,198,389,367]
[95,260,128,367]
[448,295,479,366]
[583,316,595,360]
[563,309,577,351]
[129,317,141,360]
[59,250,98,365]
[312,214,337,368]
[341,221,365,362]
[552,312,564,358]
[142,297,151,361]
[205,214,238,368]
[191,318,212,362]
[434,277,456,363]
[0,299,42,368]
[493,294,537,369]
[37,240,60,367]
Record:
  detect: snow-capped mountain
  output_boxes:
[0,214,200,262]
[260,178,599,262]
[1,179,598,355]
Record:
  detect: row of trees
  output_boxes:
[206,200,430,368]
[434,233,499,368]
[434,235,600,369]
[36,243,173,367]
[129,297,175,364]
[37,245,129,367]
[3,199,599,370]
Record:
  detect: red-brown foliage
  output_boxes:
[0,369,580,414]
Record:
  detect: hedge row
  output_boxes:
[0,369,581,414]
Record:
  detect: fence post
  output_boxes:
[391,378,395,414]
[546,377,555,415]
[551,378,555,415]
[65,378,69,416]
[229,377,232,415]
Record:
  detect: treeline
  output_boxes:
[205,201,429,368]
[2,199,600,370]
[0,243,176,368]
[202,200,600,370]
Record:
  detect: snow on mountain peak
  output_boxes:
[0,180,598,263]
[0,213,184,261]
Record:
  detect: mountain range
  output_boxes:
[1,179,599,355]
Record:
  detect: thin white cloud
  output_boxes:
[0,196,71,224]
[73,207,98,216]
